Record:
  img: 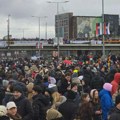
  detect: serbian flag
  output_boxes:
[96,23,102,36]
[36,42,43,49]
[104,22,110,35]
[40,43,43,49]
[36,42,38,49]
[96,22,110,36]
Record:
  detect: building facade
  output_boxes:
[104,14,119,37]
[55,12,119,40]
[72,16,102,39]
[55,12,73,40]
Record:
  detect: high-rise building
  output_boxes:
[55,12,73,40]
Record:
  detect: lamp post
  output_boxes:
[32,16,47,57]
[102,0,105,59]
[47,1,69,60]
[44,16,48,40]
[7,14,10,49]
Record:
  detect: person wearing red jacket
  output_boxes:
[111,73,120,95]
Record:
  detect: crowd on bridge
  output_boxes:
[0,54,120,120]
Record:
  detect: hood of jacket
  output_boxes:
[33,93,50,106]
[113,73,120,84]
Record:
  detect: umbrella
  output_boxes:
[63,60,72,65]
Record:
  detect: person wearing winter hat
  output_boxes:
[70,83,80,105]
[46,108,63,120]
[48,77,56,84]
[9,85,33,120]
[0,105,10,120]
[99,83,114,120]
[90,89,97,98]
[103,83,113,92]
[6,101,17,110]
[32,85,50,120]
[6,101,22,120]
[111,73,120,95]
[58,90,78,120]
[109,94,120,120]
[12,85,23,99]
[90,89,102,120]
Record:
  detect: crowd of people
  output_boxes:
[0,54,120,120]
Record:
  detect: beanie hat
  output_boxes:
[90,89,97,98]
[2,80,9,87]
[49,77,56,84]
[66,90,76,100]
[103,83,112,91]
[0,105,7,116]
[115,94,120,106]
[6,101,17,110]
[46,108,62,120]
[13,85,23,93]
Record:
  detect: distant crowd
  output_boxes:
[0,54,120,120]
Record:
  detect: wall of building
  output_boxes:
[55,12,73,39]
[55,13,120,40]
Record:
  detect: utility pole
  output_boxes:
[47,1,69,60]
[102,0,105,59]
[32,16,47,57]
[7,14,10,49]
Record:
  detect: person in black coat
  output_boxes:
[58,90,78,120]
[106,69,117,83]
[90,72,105,92]
[109,94,120,120]
[32,85,50,120]
[58,72,71,95]
[9,85,33,120]
[0,84,5,105]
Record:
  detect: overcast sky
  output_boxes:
[0,0,120,39]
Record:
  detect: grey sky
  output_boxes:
[0,0,119,39]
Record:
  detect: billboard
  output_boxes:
[77,17,102,38]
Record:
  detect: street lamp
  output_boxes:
[47,1,69,60]
[44,16,48,40]
[7,14,11,49]
[102,0,105,59]
[32,16,47,57]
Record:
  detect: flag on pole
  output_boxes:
[104,23,110,35]
[36,42,43,49]
[40,43,43,49]
[36,42,38,49]
[96,23,102,36]
[96,22,110,36]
